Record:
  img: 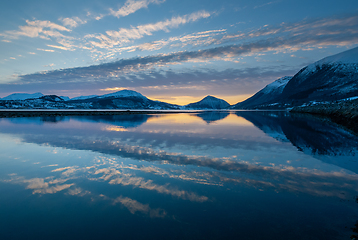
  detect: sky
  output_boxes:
[0,0,358,105]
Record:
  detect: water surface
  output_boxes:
[0,111,357,240]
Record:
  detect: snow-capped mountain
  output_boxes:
[1,92,44,100]
[185,96,230,109]
[66,89,180,110]
[233,46,358,109]
[279,47,358,104]
[98,90,146,99]
[232,76,292,109]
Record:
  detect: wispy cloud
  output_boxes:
[59,17,87,28]
[109,0,166,18]
[47,44,74,51]
[43,63,55,67]
[37,48,56,52]
[0,20,70,40]
[86,10,211,49]
[254,1,281,9]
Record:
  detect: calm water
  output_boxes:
[0,111,358,240]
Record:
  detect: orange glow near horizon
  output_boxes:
[146,94,254,105]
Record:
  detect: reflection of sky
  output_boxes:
[0,113,358,239]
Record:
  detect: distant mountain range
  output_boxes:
[1,47,358,110]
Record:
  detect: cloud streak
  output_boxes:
[86,10,211,49]
[0,20,71,40]
[109,0,165,18]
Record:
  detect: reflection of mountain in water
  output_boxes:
[7,116,70,125]
[71,114,155,128]
[236,111,358,172]
[5,114,154,128]
[194,111,230,123]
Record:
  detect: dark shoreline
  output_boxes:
[290,99,358,134]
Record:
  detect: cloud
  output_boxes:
[18,13,357,84]
[2,13,358,97]
[109,0,166,18]
[37,48,56,52]
[43,63,55,67]
[87,10,211,48]
[59,17,87,28]
[254,1,281,9]
[0,19,70,40]
[112,196,167,218]
[47,44,73,51]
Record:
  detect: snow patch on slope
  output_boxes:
[302,47,358,75]
[98,90,146,99]
[71,95,98,100]
[261,76,292,94]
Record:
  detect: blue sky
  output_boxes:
[0,0,358,104]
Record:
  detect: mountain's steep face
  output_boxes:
[185,96,230,109]
[279,48,358,104]
[1,92,44,100]
[233,47,358,109]
[232,76,292,109]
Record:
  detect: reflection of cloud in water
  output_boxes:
[107,172,209,202]
[112,196,167,218]
[67,187,91,197]
[1,112,358,201]
[70,165,209,202]
[3,173,169,218]
[3,175,74,194]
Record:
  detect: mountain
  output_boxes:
[39,95,65,102]
[278,47,358,105]
[233,47,358,109]
[185,96,230,109]
[98,89,145,99]
[232,76,292,109]
[71,95,98,101]
[60,96,70,101]
[67,89,180,110]
[1,92,44,100]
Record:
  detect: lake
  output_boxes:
[0,111,357,240]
